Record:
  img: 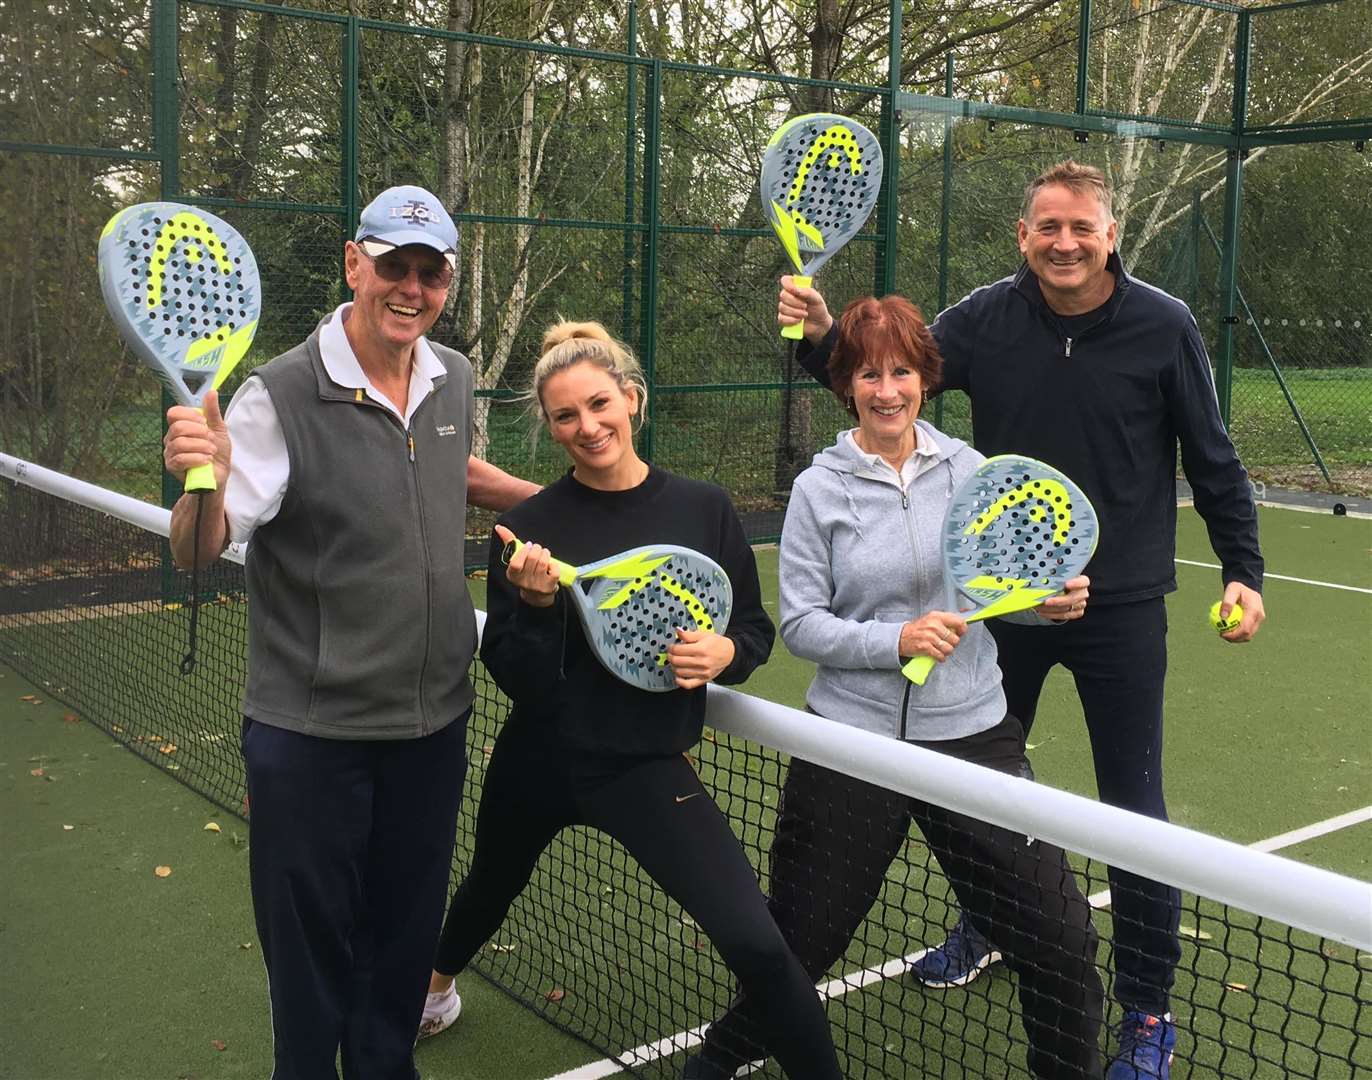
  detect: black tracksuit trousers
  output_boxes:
[700,714,1105,1080]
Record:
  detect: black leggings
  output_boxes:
[700,715,1104,1080]
[433,717,840,1080]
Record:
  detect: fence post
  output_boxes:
[154,0,179,519]
[638,59,661,462]
[1189,188,1201,311]
[874,0,902,296]
[935,53,954,430]
[153,0,180,612]
[341,17,359,296]
[622,1,638,345]
[1215,11,1251,428]
[1075,0,1092,115]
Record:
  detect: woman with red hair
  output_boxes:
[687,296,1104,1080]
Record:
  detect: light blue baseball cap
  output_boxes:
[355,185,458,263]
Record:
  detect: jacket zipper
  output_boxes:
[898,485,920,741]
[352,392,434,737]
[1064,336,1073,359]
[407,412,435,738]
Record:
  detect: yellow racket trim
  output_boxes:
[965,478,1074,545]
[146,212,235,309]
[787,123,864,205]
[656,573,715,632]
[901,586,1057,686]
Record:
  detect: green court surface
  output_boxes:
[2,505,1368,1079]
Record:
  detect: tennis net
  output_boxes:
[2,452,1369,1079]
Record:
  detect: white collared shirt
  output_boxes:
[843,424,941,491]
[222,303,447,543]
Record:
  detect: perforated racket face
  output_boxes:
[572,545,734,693]
[943,455,1099,614]
[760,113,884,277]
[98,202,261,407]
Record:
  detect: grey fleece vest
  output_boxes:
[241,324,477,739]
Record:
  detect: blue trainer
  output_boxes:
[908,915,1002,988]
[1106,1011,1176,1079]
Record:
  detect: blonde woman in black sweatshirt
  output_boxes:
[421,320,840,1080]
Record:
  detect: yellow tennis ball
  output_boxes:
[1209,601,1243,633]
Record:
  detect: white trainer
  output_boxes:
[417,982,462,1040]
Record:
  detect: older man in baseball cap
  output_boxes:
[163,185,538,1079]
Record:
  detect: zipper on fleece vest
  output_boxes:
[350,392,438,737]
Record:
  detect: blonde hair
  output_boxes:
[1021,159,1114,221]
[527,319,649,430]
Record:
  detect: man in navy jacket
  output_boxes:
[784,160,1265,1080]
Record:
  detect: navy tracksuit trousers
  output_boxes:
[990,597,1181,1015]
[241,715,468,1080]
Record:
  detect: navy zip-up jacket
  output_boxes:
[799,252,1264,604]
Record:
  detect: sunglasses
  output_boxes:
[357,239,455,290]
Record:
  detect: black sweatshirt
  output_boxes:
[799,253,1264,604]
[479,466,775,757]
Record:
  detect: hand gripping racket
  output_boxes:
[98,202,261,492]
[501,535,733,693]
[760,113,884,340]
[903,455,1099,686]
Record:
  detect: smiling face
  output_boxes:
[343,240,450,362]
[541,361,643,486]
[1017,182,1118,314]
[851,354,923,449]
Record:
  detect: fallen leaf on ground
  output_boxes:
[489,942,516,954]
[63,824,75,831]
[63,712,80,724]
[1179,925,1212,941]
[1224,982,1249,992]
[112,724,125,734]
[20,694,41,704]
[204,821,221,832]
[29,767,44,777]
[154,865,173,878]
[158,743,178,755]
[211,1039,227,1051]
[239,942,254,950]
[545,988,566,1003]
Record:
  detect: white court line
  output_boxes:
[1174,558,1372,595]
[544,807,1372,1080]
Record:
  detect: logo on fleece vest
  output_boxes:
[435,423,458,437]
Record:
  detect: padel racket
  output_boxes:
[501,534,733,693]
[98,202,261,492]
[903,455,1099,686]
[760,113,883,339]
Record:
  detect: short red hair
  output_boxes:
[827,295,942,416]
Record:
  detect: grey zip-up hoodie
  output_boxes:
[779,420,1007,741]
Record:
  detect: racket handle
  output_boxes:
[780,274,813,340]
[902,654,936,686]
[500,534,577,587]
[182,405,219,492]
[184,463,217,492]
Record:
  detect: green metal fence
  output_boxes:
[2,0,1369,525]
